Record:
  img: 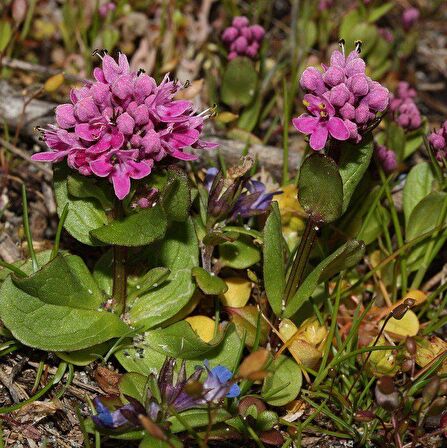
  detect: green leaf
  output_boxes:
[298,154,343,223]
[0,21,12,52]
[368,2,394,22]
[238,95,262,132]
[338,135,374,213]
[406,192,447,270]
[346,23,379,56]
[284,240,365,318]
[161,168,191,222]
[119,372,147,403]
[219,235,261,269]
[138,321,228,358]
[129,219,198,329]
[54,165,108,246]
[263,202,286,315]
[403,162,435,225]
[261,355,302,406]
[57,342,111,366]
[387,122,406,160]
[115,324,242,376]
[128,267,171,298]
[357,205,390,245]
[168,409,232,433]
[0,254,129,351]
[67,174,113,209]
[191,267,228,295]
[221,57,258,107]
[339,10,361,43]
[140,435,183,448]
[90,204,167,246]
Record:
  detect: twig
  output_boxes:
[0,137,52,177]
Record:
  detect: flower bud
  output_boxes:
[375,376,400,411]
[222,26,239,43]
[353,410,375,422]
[232,16,249,29]
[12,0,27,24]
[423,376,441,404]
[406,337,416,355]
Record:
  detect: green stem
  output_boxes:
[283,218,318,306]
[21,184,38,272]
[112,245,127,316]
[111,201,127,316]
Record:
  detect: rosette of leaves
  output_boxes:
[0,166,199,352]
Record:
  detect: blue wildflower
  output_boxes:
[202,363,240,402]
[92,396,145,430]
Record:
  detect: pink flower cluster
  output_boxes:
[293,48,390,150]
[402,7,420,31]
[99,2,115,18]
[221,16,265,61]
[375,145,397,173]
[428,121,447,162]
[390,82,421,131]
[32,53,216,199]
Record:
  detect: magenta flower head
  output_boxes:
[428,122,447,163]
[293,43,390,150]
[402,7,420,30]
[32,52,217,200]
[375,145,397,173]
[221,16,265,60]
[390,82,422,131]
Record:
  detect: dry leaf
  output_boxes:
[185,315,215,342]
[95,366,122,395]
[238,348,270,378]
[219,277,252,308]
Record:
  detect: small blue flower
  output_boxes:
[203,363,240,402]
[92,397,144,430]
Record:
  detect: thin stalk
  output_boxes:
[283,218,318,306]
[0,260,27,278]
[379,170,407,295]
[282,79,289,185]
[21,184,38,272]
[51,203,69,260]
[112,201,128,316]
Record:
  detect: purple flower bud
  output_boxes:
[232,16,249,29]
[365,83,390,112]
[340,103,355,120]
[379,28,394,43]
[318,0,333,11]
[250,25,265,41]
[323,66,345,87]
[397,114,410,128]
[328,83,350,107]
[12,0,27,24]
[345,58,366,77]
[222,26,239,43]
[240,27,253,40]
[245,42,259,59]
[347,74,369,96]
[428,132,446,151]
[344,119,359,141]
[116,112,135,135]
[355,104,371,124]
[402,7,420,30]
[228,51,238,61]
[300,67,326,95]
[233,36,248,53]
[376,145,397,173]
[396,81,416,99]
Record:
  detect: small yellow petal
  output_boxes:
[219,277,252,308]
[185,316,216,343]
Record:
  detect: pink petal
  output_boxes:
[31,151,67,162]
[111,167,131,200]
[327,117,350,141]
[170,149,199,161]
[127,160,153,179]
[74,97,99,122]
[292,115,319,134]
[90,157,113,177]
[309,125,328,151]
[168,128,200,149]
[75,123,100,141]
